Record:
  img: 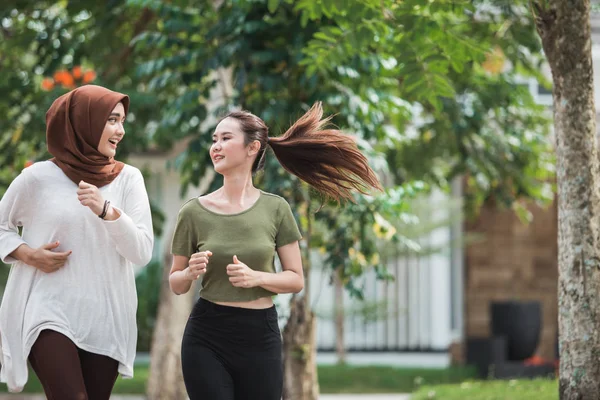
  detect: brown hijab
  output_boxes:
[46,84,130,188]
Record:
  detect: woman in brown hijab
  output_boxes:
[0,85,154,399]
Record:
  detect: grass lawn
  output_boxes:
[318,364,476,393]
[412,379,558,400]
[1,364,477,394]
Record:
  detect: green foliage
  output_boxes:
[298,0,481,110]
[300,0,554,210]
[135,261,162,351]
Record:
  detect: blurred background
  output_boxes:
[0,1,583,399]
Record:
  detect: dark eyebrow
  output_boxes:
[109,113,125,118]
[212,131,234,137]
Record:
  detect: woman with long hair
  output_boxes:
[170,102,381,400]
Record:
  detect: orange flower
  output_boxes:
[24,160,34,169]
[41,78,55,91]
[53,70,69,83]
[53,70,76,88]
[83,70,97,83]
[72,66,83,79]
[61,73,75,88]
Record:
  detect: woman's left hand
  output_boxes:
[77,180,105,216]
[227,255,261,288]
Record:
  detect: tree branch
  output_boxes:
[102,7,155,80]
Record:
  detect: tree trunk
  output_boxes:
[282,296,320,400]
[146,252,196,400]
[334,268,346,364]
[534,1,600,398]
[145,169,214,398]
[282,196,319,400]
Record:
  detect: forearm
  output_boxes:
[102,206,154,265]
[169,269,194,295]
[0,231,28,264]
[8,243,33,264]
[256,270,304,294]
[99,173,154,265]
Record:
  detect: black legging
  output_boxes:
[28,329,119,400]
[181,298,283,400]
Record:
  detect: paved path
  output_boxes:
[0,394,411,400]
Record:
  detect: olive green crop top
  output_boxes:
[170,191,303,302]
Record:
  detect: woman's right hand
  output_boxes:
[185,250,212,280]
[23,241,72,273]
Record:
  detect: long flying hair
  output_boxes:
[222,102,382,202]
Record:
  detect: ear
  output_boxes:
[247,140,261,157]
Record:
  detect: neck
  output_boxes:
[220,171,257,205]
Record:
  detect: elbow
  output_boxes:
[293,275,305,294]
[168,279,180,295]
[293,285,304,294]
[135,238,154,266]
[131,251,153,267]
[168,274,186,295]
[140,251,153,267]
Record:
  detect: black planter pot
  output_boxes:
[490,300,541,361]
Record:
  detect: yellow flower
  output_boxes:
[371,253,380,265]
[482,47,505,75]
[356,251,367,266]
[373,222,384,238]
[373,213,397,240]
[423,130,433,142]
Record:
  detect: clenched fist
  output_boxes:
[226,255,260,288]
[77,181,106,216]
[186,250,212,280]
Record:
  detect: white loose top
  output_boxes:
[0,161,153,392]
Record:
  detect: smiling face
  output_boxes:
[210,117,260,175]
[97,102,126,158]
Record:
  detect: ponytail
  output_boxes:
[268,102,382,202]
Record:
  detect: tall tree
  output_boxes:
[532,1,600,398]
